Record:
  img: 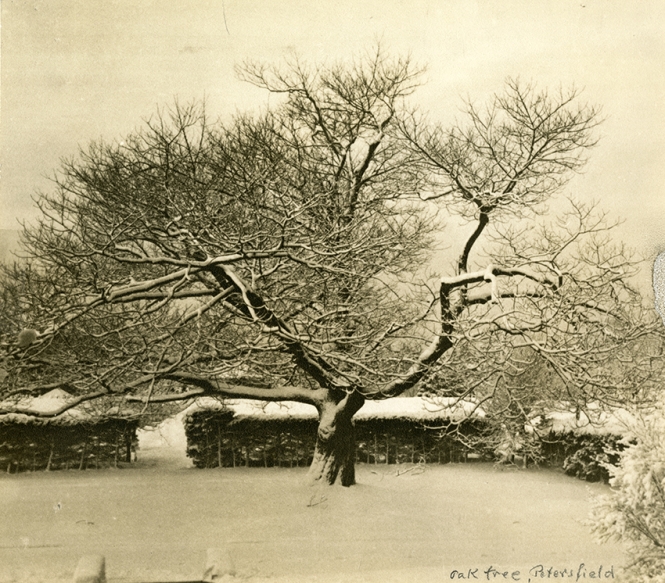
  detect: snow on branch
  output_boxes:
[440,264,561,295]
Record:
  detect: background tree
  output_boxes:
[0,50,659,486]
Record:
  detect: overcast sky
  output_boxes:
[2,0,664,288]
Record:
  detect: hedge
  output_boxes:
[0,416,139,473]
[184,399,487,469]
[183,398,628,482]
[185,409,318,468]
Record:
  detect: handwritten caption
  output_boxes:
[448,564,615,582]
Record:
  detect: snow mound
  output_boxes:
[138,410,189,450]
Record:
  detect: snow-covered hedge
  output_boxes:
[525,404,633,482]
[0,390,139,472]
[182,397,633,478]
[184,397,487,468]
[0,417,139,472]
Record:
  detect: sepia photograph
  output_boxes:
[1,1,664,581]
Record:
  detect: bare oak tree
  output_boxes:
[0,51,659,485]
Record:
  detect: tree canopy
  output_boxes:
[1,49,662,485]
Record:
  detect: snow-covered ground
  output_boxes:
[0,397,631,581]
[0,459,623,583]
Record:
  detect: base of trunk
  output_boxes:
[307,425,356,486]
[306,391,364,487]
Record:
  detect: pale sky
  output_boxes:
[2,0,665,286]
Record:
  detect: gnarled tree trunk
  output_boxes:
[307,390,365,486]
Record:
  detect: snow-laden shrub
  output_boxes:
[562,434,623,482]
[589,400,665,581]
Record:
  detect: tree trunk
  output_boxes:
[307,391,365,487]
[46,442,55,472]
[125,433,132,463]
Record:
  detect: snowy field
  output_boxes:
[0,421,623,583]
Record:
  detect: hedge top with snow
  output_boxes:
[185,396,486,424]
[528,404,635,436]
[187,396,634,437]
[0,388,115,426]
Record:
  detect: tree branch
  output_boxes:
[160,371,327,406]
[458,211,490,274]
